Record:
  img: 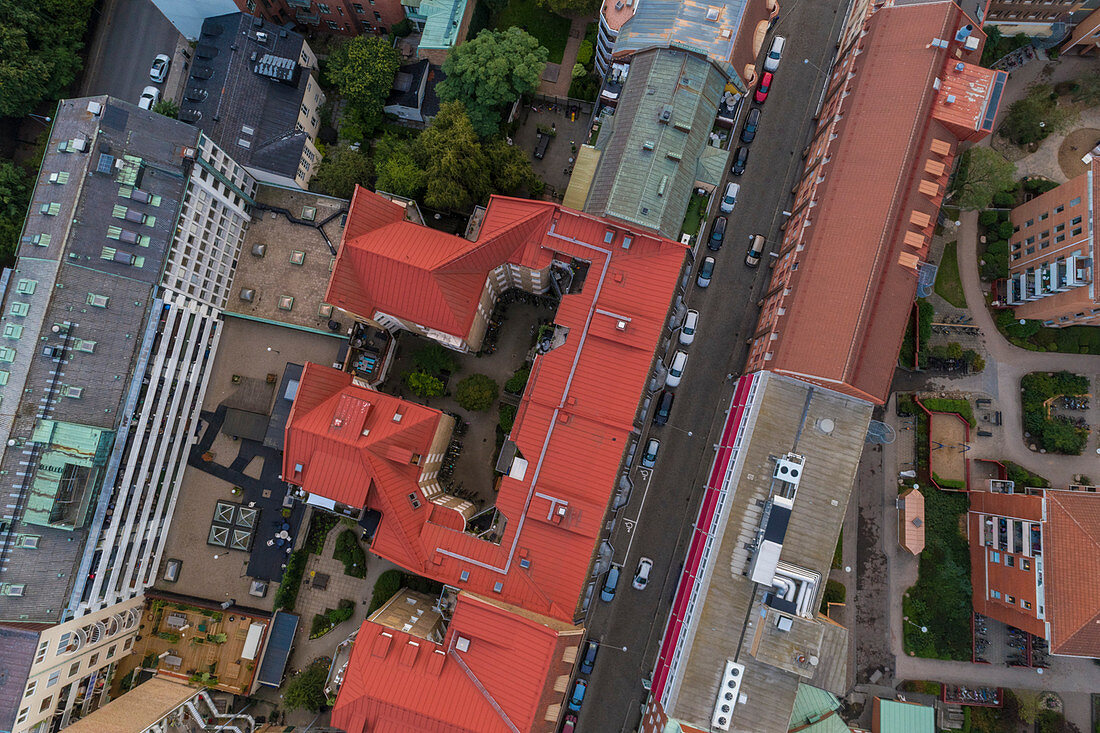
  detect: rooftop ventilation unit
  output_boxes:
[239,288,255,302]
[256,31,269,43]
[706,6,720,21]
[642,140,655,151]
[748,496,793,585]
[945,95,956,104]
[954,23,974,42]
[964,35,980,51]
[710,660,745,730]
[87,101,103,116]
[955,62,965,72]
[455,636,470,652]
[658,106,672,124]
[69,138,88,153]
[772,453,804,488]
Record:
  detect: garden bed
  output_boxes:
[1021,371,1090,454]
[310,599,356,639]
[274,550,308,612]
[333,529,367,578]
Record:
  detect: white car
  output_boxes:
[150,54,171,83]
[666,350,688,388]
[633,557,653,590]
[764,36,785,73]
[138,86,161,110]
[719,182,740,213]
[679,309,699,346]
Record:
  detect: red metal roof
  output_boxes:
[331,593,578,733]
[290,194,686,625]
[745,1,1001,404]
[1045,491,1100,656]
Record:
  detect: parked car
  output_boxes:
[138,86,161,110]
[679,309,699,345]
[633,557,653,590]
[149,53,171,82]
[741,107,761,144]
[534,133,551,160]
[754,71,773,103]
[562,714,578,733]
[641,438,661,468]
[568,679,587,711]
[666,350,688,387]
[731,146,749,176]
[696,257,715,288]
[600,566,620,602]
[653,389,675,426]
[719,181,740,213]
[708,216,727,250]
[764,36,785,72]
[745,234,765,267]
[580,640,598,674]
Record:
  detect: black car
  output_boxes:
[740,107,760,144]
[708,216,727,251]
[580,640,598,674]
[653,390,675,426]
[731,146,749,176]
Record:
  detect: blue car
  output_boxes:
[568,679,587,711]
[601,566,620,602]
[579,640,598,674]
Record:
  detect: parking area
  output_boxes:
[973,613,1051,670]
[80,0,188,107]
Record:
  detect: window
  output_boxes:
[1055,234,1065,243]
[0,347,15,363]
[354,1,364,10]
[1026,246,1035,255]
[56,633,70,656]
[1023,600,1032,610]
[1025,219,1034,227]
[39,696,51,712]
[1071,215,1082,225]
[1006,594,1015,604]
[991,551,1000,562]
[1005,555,1014,567]
[88,653,99,666]
[318,2,331,11]
[46,671,59,688]
[1022,558,1031,570]
[25,680,37,697]
[1025,236,1035,245]
[1040,212,1048,221]
[460,570,469,582]
[1073,227,1082,237]
[1055,204,1064,213]
[991,590,1001,599]
[68,661,80,677]
[124,638,132,651]
[106,645,116,659]
[16,708,28,725]
[407,492,421,509]
[1070,196,1081,207]
[35,640,49,663]
[374,11,382,20]
[4,323,23,339]
[289,250,306,265]
[16,279,36,295]
[10,302,28,317]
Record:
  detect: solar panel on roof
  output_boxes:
[253,54,298,81]
[95,154,116,175]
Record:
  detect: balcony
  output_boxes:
[296,10,321,24]
[286,0,312,7]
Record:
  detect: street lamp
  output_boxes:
[803,58,828,75]
[589,640,629,652]
[27,113,52,126]
[267,347,280,354]
[903,616,928,634]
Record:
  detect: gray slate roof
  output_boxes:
[0,624,40,730]
[183,13,313,181]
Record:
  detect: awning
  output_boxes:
[306,493,337,511]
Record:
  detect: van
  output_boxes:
[745,234,765,267]
[764,36,786,72]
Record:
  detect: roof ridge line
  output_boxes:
[447,637,521,733]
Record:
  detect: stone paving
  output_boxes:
[538,16,591,98]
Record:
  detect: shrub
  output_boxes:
[334,529,367,578]
[455,373,498,411]
[392,18,413,37]
[405,370,445,398]
[305,511,339,555]
[368,569,405,615]
[310,599,357,638]
[933,472,967,490]
[283,659,330,712]
[575,39,594,67]
[978,210,999,228]
[992,190,1017,208]
[156,631,180,643]
[504,367,530,394]
[820,579,846,612]
[274,550,308,611]
[412,343,458,376]
[499,403,517,433]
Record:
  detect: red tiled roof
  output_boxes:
[283,363,444,570]
[327,189,556,339]
[332,593,578,733]
[291,194,686,623]
[1045,491,1100,656]
[749,1,1000,404]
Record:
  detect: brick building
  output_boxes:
[233,0,404,35]
[1005,158,1098,327]
[969,481,1100,656]
[742,0,1006,405]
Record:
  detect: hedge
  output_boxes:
[310,599,356,638]
[304,511,339,555]
[274,550,308,611]
[921,397,975,427]
[504,367,530,395]
[334,529,367,578]
[1003,461,1050,489]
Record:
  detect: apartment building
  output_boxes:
[985,0,1086,35]
[0,96,254,732]
[1005,158,1098,326]
[743,0,1005,405]
[1060,6,1100,55]
[180,14,326,189]
[233,0,404,34]
[594,0,638,77]
[968,481,1100,657]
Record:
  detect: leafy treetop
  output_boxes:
[325,35,401,141]
[0,0,95,117]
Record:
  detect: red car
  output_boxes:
[754,72,773,103]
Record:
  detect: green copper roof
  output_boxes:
[877,699,935,733]
[789,684,845,730]
[586,48,729,238]
[416,0,469,50]
[24,420,114,529]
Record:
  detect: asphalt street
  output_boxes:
[575,0,852,729]
[79,0,186,108]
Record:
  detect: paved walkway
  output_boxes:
[934,210,1100,486]
[895,654,1100,694]
[538,16,590,98]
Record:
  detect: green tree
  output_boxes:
[152,99,179,119]
[485,137,536,193]
[419,101,493,210]
[438,28,548,136]
[0,160,32,268]
[404,370,445,398]
[539,0,600,16]
[373,135,427,200]
[325,36,401,141]
[1070,71,1100,106]
[310,144,373,200]
[575,40,594,67]
[999,84,1075,145]
[412,343,459,375]
[951,147,1016,210]
[283,660,329,712]
[0,0,95,117]
[455,373,498,411]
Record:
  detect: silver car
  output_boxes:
[150,54,171,83]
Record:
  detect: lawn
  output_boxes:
[934,240,967,308]
[902,487,972,660]
[494,0,571,64]
[680,192,709,239]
